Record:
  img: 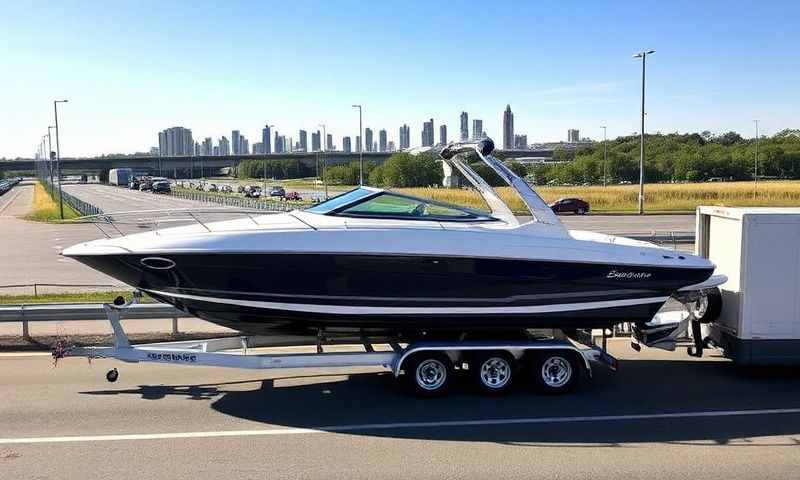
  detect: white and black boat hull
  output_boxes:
[70,252,713,337]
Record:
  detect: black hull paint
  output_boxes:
[72,252,713,337]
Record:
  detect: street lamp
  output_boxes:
[53,99,68,219]
[600,126,608,187]
[319,123,329,199]
[352,104,363,185]
[754,119,759,198]
[47,126,56,186]
[633,50,654,215]
[263,124,275,194]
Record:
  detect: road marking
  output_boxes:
[2,408,800,445]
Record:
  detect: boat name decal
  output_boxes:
[606,270,652,280]
[146,352,197,363]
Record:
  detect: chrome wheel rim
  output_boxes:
[480,357,511,389]
[541,356,572,388]
[416,359,447,391]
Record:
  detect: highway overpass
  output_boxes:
[0,149,554,176]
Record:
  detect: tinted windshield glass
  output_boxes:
[304,188,377,214]
[336,192,494,221]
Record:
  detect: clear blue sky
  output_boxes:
[2,0,798,158]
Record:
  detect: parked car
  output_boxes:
[128,178,140,190]
[151,181,171,194]
[220,184,233,193]
[283,191,302,201]
[550,198,590,215]
[244,185,262,198]
[269,186,286,197]
[206,183,218,192]
[139,178,153,191]
[236,185,246,194]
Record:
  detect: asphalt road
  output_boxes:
[62,183,225,212]
[2,340,800,479]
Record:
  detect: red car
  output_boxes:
[550,198,590,215]
[283,191,302,201]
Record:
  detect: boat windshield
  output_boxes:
[304,188,379,214]
[318,190,496,222]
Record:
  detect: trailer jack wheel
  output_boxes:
[106,368,119,383]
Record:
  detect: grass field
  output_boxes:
[23,182,81,222]
[400,181,800,213]
[0,290,147,305]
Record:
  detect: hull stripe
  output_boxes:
[145,289,669,315]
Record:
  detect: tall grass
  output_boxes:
[398,181,800,213]
[23,182,81,222]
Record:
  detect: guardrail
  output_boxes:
[169,189,301,212]
[40,180,104,216]
[0,303,185,338]
[0,283,120,297]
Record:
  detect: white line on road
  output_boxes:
[2,408,800,445]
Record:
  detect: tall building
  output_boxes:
[460,111,469,141]
[252,142,263,154]
[378,129,387,152]
[194,141,201,156]
[262,126,272,154]
[299,130,308,152]
[342,136,352,153]
[399,124,410,150]
[218,136,230,156]
[326,134,334,151]
[356,135,362,153]
[241,137,249,155]
[472,119,483,141]
[514,134,528,149]
[388,141,396,152]
[568,129,580,142]
[439,124,447,146]
[364,128,373,152]
[503,104,514,149]
[157,127,193,156]
[231,130,241,155]
[421,119,434,147]
[311,130,321,152]
[202,137,213,156]
[212,146,219,156]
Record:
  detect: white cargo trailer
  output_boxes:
[696,206,800,365]
[108,168,132,186]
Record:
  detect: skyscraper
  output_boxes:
[439,124,447,146]
[231,130,240,155]
[503,104,514,149]
[422,119,434,147]
[311,130,321,152]
[365,128,373,152]
[568,129,580,142]
[378,129,387,152]
[241,137,249,155]
[388,141,396,152]
[299,130,308,152]
[514,134,528,149]
[326,133,334,151]
[356,135,362,153]
[460,111,469,141]
[399,124,410,150]
[262,126,272,154]
[472,119,483,141]
[202,137,212,156]
[343,136,352,153]
[157,127,193,156]
[218,136,230,156]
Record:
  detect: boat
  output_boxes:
[62,139,721,341]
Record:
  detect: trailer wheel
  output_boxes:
[405,352,452,397]
[106,368,119,383]
[531,351,580,394]
[472,351,515,395]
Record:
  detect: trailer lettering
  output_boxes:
[146,352,197,363]
[607,270,652,280]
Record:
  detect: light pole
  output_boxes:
[319,123,328,199]
[633,50,654,215]
[600,125,608,187]
[54,99,68,219]
[754,119,759,198]
[263,124,275,194]
[47,126,56,186]
[352,104,363,185]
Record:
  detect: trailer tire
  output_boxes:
[471,351,515,395]
[530,351,580,394]
[404,352,452,397]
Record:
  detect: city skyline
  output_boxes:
[3,1,799,158]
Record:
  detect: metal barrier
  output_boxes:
[39,180,104,216]
[0,303,186,338]
[169,189,300,212]
[0,283,121,297]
